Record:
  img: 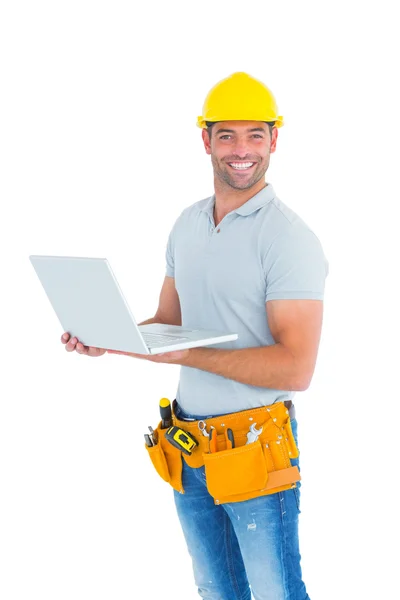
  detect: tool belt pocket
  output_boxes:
[203,440,268,499]
[145,439,170,483]
[144,422,183,492]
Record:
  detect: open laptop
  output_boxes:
[29,255,238,355]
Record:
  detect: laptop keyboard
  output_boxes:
[142,332,190,348]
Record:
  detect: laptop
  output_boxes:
[29,255,238,355]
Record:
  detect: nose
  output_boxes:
[231,137,250,158]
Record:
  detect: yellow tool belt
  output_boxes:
[145,401,300,505]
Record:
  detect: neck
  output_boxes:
[213,178,267,225]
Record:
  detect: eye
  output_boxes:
[219,135,232,140]
[251,134,263,139]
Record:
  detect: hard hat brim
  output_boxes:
[196,116,284,129]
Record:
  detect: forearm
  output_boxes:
[181,344,307,391]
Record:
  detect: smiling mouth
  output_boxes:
[227,161,257,171]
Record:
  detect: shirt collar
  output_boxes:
[201,184,275,219]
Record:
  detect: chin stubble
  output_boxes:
[213,158,269,190]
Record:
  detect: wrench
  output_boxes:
[246,423,263,444]
[198,420,209,437]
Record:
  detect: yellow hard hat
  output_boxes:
[197,72,284,129]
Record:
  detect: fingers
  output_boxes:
[65,336,79,352]
[75,342,88,354]
[62,332,88,354]
[61,332,107,358]
[62,332,76,352]
[87,346,106,357]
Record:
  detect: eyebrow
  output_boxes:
[215,127,266,135]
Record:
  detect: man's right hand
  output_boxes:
[61,332,107,357]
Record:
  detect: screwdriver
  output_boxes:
[144,434,153,447]
[148,426,157,445]
[159,397,173,429]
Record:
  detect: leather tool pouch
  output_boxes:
[203,440,268,499]
[145,421,183,493]
[145,402,301,503]
[200,412,300,504]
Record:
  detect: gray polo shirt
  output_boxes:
[165,183,329,416]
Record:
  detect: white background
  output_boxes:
[1,1,399,598]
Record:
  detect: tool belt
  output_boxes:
[145,400,300,505]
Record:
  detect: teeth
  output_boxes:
[229,162,254,170]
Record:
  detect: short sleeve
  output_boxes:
[264,224,329,301]
[165,228,175,278]
[165,213,184,278]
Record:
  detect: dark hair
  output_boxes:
[206,121,275,139]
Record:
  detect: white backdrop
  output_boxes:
[1,1,399,598]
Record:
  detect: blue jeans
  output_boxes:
[173,406,310,600]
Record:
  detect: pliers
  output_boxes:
[225,428,235,449]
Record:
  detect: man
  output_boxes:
[62,71,328,599]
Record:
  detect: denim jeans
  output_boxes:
[173,405,310,600]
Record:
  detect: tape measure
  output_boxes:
[165,426,198,455]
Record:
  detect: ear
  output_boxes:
[202,128,212,155]
[270,127,279,154]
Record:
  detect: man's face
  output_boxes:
[202,121,278,191]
